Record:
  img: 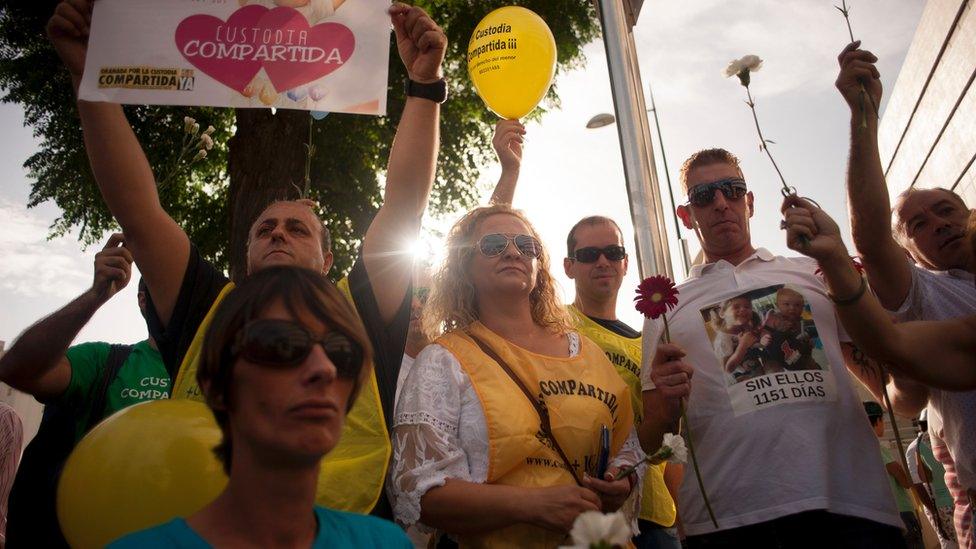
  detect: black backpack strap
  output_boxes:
[85,344,134,431]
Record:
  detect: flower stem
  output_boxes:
[839,0,880,125]
[879,365,922,527]
[303,115,314,197]
[661,319,717,528]
[681,400,718,529]
[744,85,790,195]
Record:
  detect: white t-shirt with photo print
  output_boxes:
[640,248,900,536]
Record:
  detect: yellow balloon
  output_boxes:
[468,6,556,119]
[58,400,227,549]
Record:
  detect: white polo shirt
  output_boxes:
[640,248,900,536]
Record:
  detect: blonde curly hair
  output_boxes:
[423,204,573,338]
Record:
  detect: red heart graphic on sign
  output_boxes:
[175,5,267,94]
[256,7,355,93]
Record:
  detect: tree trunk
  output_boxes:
[226,108,311,281]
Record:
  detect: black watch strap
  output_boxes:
[404,78,447,104]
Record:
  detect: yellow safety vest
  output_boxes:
[436,322,633,548]
[569,306,676,528]
[170,278,391,514]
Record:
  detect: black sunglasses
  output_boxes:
[686,178,748,208]
[477,233,542,259]
[231,319,364,379]
[570,245,627,263]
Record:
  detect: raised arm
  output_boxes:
[47,0,190,326]
[836,41,913,309]
[360,3,445,323]
[488,120,525,206]
[0,234,132,400]
[783,195,976,391]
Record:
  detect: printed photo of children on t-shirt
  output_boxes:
[700,284,827,387]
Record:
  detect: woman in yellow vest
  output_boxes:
[112,267,411,547]
[389,205,644,548]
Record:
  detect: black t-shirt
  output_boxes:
[144,245,411,517]
[586,315,641,339]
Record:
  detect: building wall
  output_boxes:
[879,0,976,205]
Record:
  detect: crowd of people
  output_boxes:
[0,0,971,547]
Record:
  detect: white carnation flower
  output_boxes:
[563,511,631,548]
[724,54,763,86]
[662,433,688,464]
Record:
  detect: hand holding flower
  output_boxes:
[781,195,848,262]
[835,42,882,119]
[527,484,601,534]
[582,466,634,513]
[649,343,693,423]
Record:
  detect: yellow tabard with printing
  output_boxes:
[169,278,391,514]
[568,306,676,528]
[436,321,634,549]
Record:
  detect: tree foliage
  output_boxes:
[0,0,598,277]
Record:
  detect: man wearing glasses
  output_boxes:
[564,216,681,549]
[638,148,903,546]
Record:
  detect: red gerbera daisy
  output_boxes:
[634,275,679,319]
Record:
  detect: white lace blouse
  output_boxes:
[388,332,646,534]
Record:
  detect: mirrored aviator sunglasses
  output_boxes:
[687,178,749,208]
[572,245,626,263]
[231,319,364,379]
[477,233,542,259]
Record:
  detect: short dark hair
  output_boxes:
[566,216,623,258]
[197,266,372,474]
[863,401,884,425]
[679,148,742,193]
[249,198,332,257]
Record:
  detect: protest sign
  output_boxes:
[79,0,390,115]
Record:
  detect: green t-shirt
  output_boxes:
[880,445,915,513]
[61,340,170,442]
[917,437,953,508]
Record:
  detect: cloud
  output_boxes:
[0,199,92,298]
[634,0,923,105]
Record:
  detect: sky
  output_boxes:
[0,0,925,347]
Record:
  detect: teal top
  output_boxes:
[881,445,915,513]
[916,436,953,508]
[62,340,169,441]
[108,505,412,548]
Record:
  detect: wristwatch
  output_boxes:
[405,78,448,104]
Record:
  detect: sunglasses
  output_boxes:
[477,233,542,259]
[686,178,748,208]
[570,245,627,263]
[231,319,364,379]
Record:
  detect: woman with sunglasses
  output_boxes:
[111,267,411,548]
[389,205,644,547]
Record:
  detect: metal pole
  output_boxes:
[647,85,692,277]
[597,0,672,280]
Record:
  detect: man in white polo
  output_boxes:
[638,148,903,547]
